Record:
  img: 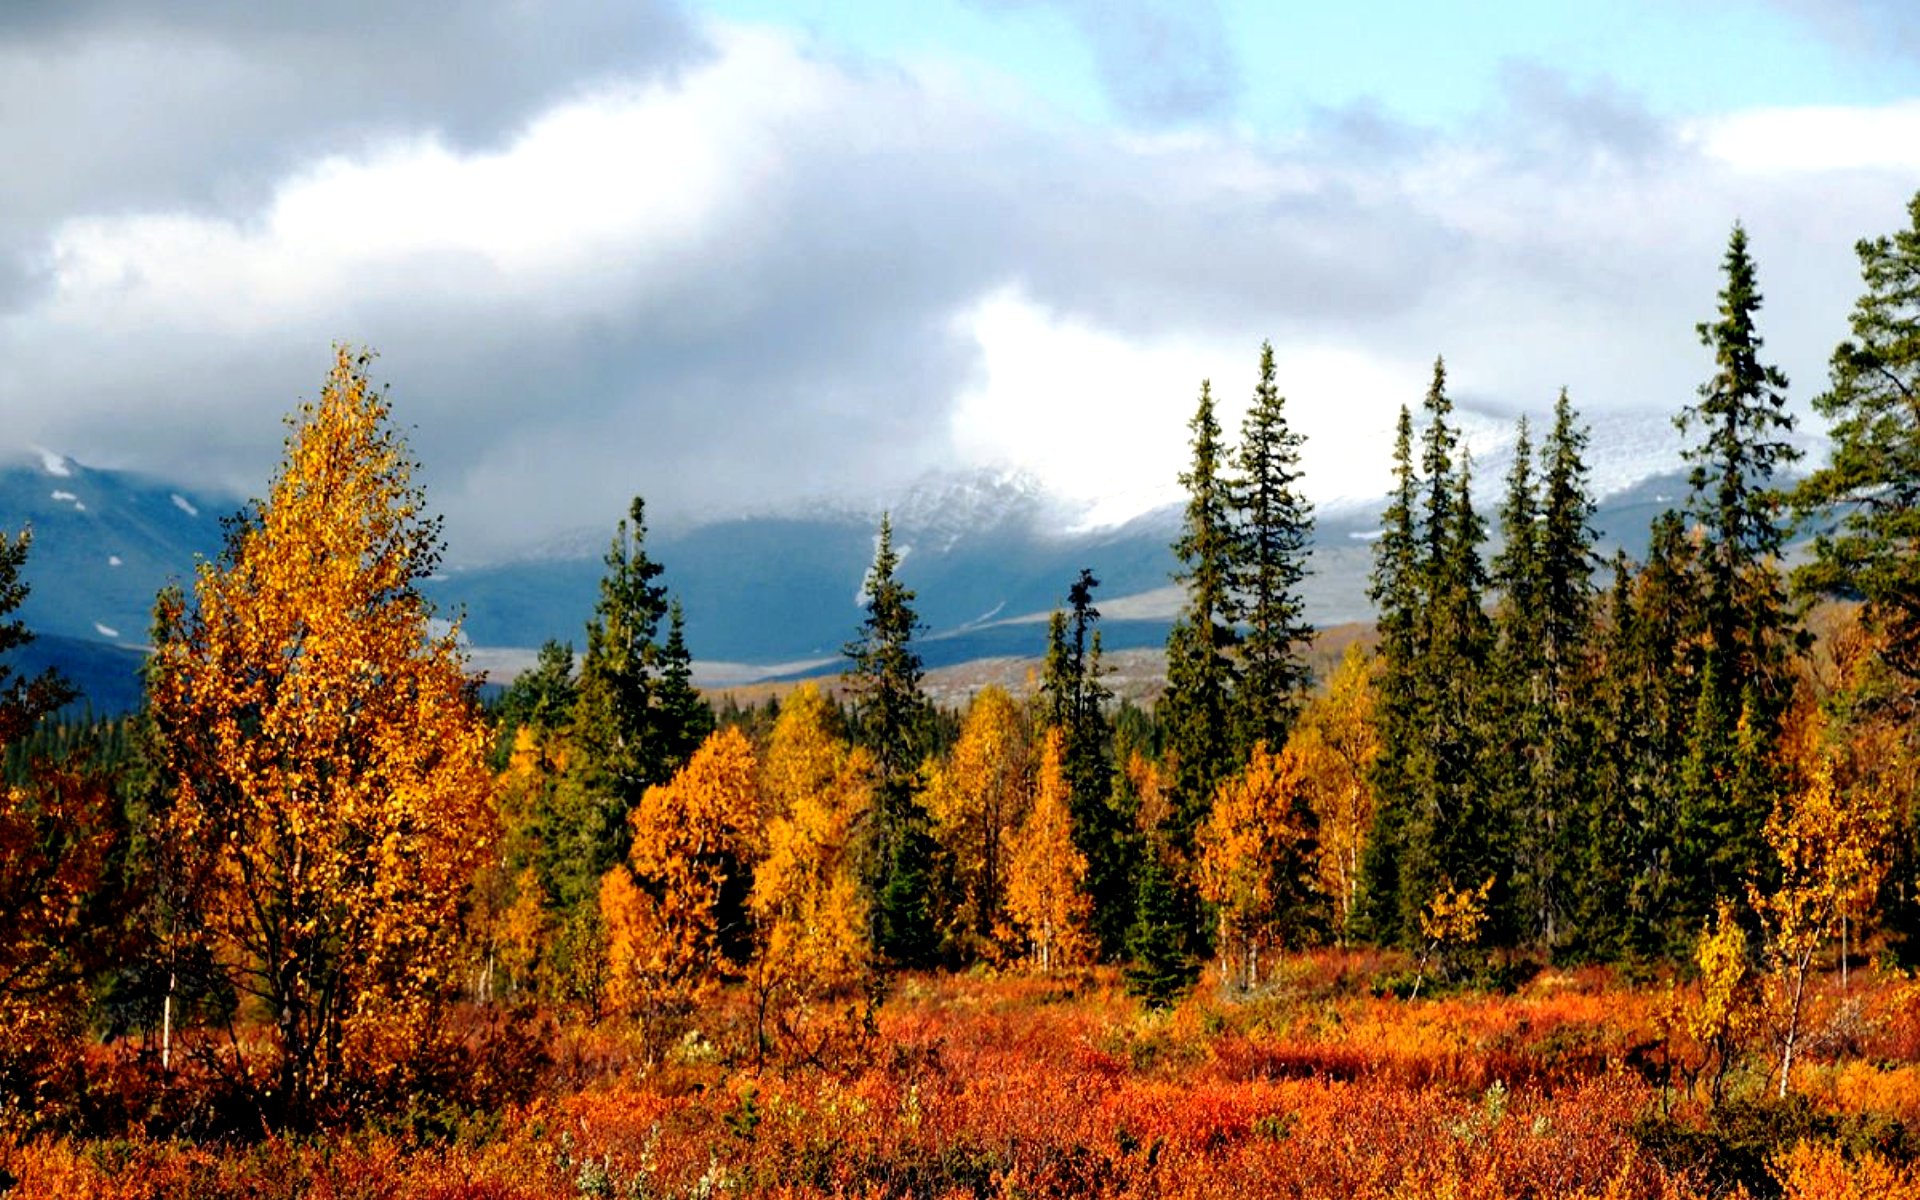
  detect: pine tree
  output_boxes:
[1793,190,1920,681]
[843,515,939,967]
[1161,380,1241,848]
[1233,341,1316,753]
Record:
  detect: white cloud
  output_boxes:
[1690,100,1920,172]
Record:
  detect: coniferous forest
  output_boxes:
[5,202,1920,1198]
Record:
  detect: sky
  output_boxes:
[3,0,1919,561]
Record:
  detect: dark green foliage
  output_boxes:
[1160,381,1240,849]
[0,529,74,746]
[1491,395,1600,955]
[844,514,939,967]
[1679,223,1802,715]
[1360,360,1499,947]
[657,600,714,771]
[1042,571,1133,959]
[572,496,671,877]
[1668,225,1800,932]
[1793,190,1920,680]
[1359,405,1420,943]
[1232,342,1315,753]
[1123,840,1198,1009]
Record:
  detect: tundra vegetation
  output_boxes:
[8,198,1920,1197]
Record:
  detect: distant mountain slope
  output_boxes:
[1,442,1737,713]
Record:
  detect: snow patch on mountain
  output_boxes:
[171,493,200,517]
[36,448,71,477]
[94,623,119,639]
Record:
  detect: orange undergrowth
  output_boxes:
[6,957,1918,1199]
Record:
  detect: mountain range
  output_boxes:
[1,406,1809,715]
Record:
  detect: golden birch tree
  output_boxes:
[1753,746,1894,1096]
[147,348,495,1126]
[1292,645,1380,941]
[1006,728,1093,973]
[1197,742,1316,990]
[923,685,1032,960]
[601,726,759,1032]
[749,684,875,1065]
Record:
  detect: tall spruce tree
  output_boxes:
[656,600,713,773]
[1673,224,1800,934]
[1161,380,1241,848]
[844,514,939,966]
[1360,404,1422,942]
[1233,341,1316,753]
[1793,190,1920,681]
[1041,570,1129,957]
[1680,222,1802,703]
[1492,395,1600,953]
[571,496,671,883]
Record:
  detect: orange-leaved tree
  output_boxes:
[750,683,875,1065]
[924,685,1032,961]
[1196,742,1318,990]
[0,527,128,1128]
[601,725,759,1036]
[1006,728,1093,973]
[147,348,495,1127]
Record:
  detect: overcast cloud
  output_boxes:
[2,4,1918,561]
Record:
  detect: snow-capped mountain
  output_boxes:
[1,410,1768,713]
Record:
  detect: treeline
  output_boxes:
[2,196,1920,1134]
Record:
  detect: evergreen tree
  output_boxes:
[1679,222,1802,710]
[1040,570,1131,958]
[1160,380,1241,848]
[1233,341,1316,753]
[1793,190,1920,681]
[1123,837,1199,1008]
[1492,395,1600,953]
[656,600,714,774]
[1673,224,1801,932]
[843,515,939,967]
[572,496,671,882]
[1359,405,1421,941]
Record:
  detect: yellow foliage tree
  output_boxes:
[749,684,875,1065]
[1005,728,1093,973]
[601,726,760,1032]
[1411,875,1494,1000]
[923,685,1033,960]
[1753,747,1895,1097]
[147,348,495,1125]
[1686,897,1759,1104]
[1197,743,1316,990]
[1291,645,1380,941]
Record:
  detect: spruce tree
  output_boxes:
[1123,838,1199,1008]
[1673,224,1800,932]
[843,514,939,966]
[1160,380,1240,848]
[1793,190,1920,680]
[1233,341,1316,753]
[1679,222,1802,708]
[1041,570,1130,958]
[1359,404,1421,942]
[656,600,713,774]
[571,496,671,880]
